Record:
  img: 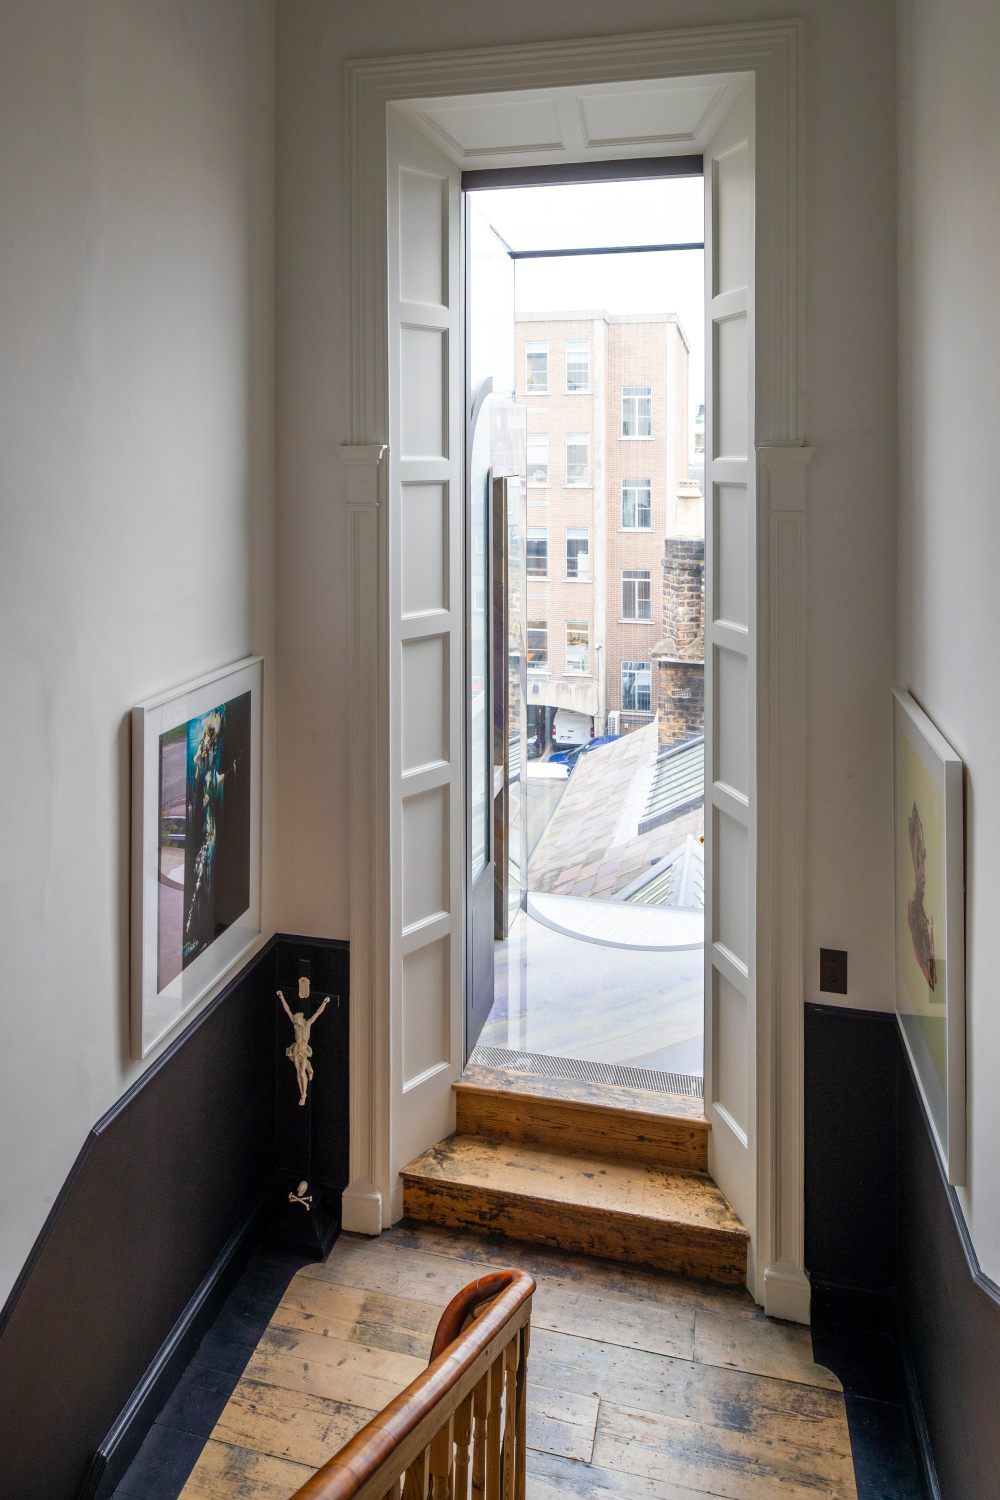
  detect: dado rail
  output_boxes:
[288,1269,535,1500]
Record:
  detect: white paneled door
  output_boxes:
[703,79,757,1256]
[386,80,761,1264]
[386,108,464,1218]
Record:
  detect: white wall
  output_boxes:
[274,0,898,1003]
[0,1,275,1301]
[0,0,905,1308]
[897,0,1000,1278]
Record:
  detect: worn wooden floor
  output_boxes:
[178,1224,857,1499]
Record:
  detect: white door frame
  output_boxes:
[340,19,813,1321]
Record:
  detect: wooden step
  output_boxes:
[462,1062,706,1121]
[401,1135,747,1286]
[454,1079,708,1172]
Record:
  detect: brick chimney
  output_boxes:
[651,526,705,748]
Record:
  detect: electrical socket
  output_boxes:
[819,948,848,995]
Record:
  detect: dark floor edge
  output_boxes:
[81,1185,275,1500]
[896,1326,942,1500]
[811,1285,932,1500]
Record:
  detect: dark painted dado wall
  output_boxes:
[896,1051,1000,1500]
[805,1004,898,1305]
[806,1003,1000,1499]
[0,934,349,1500]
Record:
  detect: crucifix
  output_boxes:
[271,963,341,1260]
[278,984,332,1107]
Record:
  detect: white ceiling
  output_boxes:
[395,74,747,169]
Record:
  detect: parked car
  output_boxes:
[549,733,619,774]
[551,708,593,751]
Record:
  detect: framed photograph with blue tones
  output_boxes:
[132,656,263,1058]
[892,689,965,1185]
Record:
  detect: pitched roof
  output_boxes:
[622,834,705,910]
[638,736,704,835]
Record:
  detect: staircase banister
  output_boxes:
[287,1268,535,1500]
[428,1268,530,1360]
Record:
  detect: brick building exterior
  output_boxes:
[515,310,699,746]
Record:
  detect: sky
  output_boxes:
[470,176,705,412]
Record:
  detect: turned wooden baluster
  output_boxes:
[500,1339,519,1500]
[453,1393,473,1499]
[429,1415,454,1500]
[514,1325,529,1500]
[486,1355,503,1498]
[402,1449,430,1500]
[470,1368,489,1500]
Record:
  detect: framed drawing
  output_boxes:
[132,656,263,1058]
[892,689,965,1184]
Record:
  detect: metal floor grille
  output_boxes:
[470,1046,704,1098]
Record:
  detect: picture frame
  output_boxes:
[892,688,965,1184]
[131,656,263,1059]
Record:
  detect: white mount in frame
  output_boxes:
[131,655,263,1059]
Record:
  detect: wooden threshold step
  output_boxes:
[400,1135,747,1286]
[454,1078,708,1172]
[462,1062,706,1122]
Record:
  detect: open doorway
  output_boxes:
[380,67,765,1272]
[464,168,707,1098]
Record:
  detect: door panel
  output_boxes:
[387,109,464,1216]
[703,78,757,1252]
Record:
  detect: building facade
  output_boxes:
[514,310,697,747]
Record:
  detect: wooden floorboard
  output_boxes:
[593,1400,856,1499]
[179,1226,854,1498]
[302,1226,836,1387]
[179,1439,314,1499]
[210,1380,377,1472]
[298,1234,701,1361]
[524,1446,728,1499]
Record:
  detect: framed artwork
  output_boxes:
[132,656,263,1058]
[892,689,965,1184]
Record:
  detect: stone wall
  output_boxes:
[653,536,705,746]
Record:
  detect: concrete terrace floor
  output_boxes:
[480,908,704,1075]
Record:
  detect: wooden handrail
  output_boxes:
[428,1270,528,1361]
[288,1268,535,1500]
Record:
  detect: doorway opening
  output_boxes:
[464,168,707,1100]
